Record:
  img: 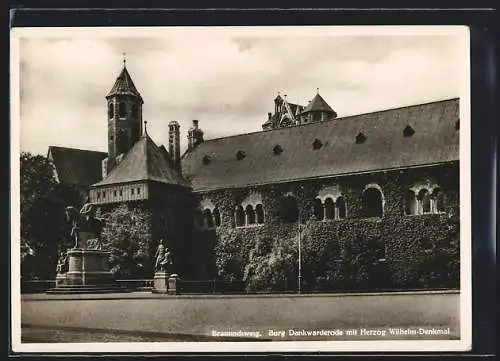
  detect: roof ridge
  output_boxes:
[49,145,107,154]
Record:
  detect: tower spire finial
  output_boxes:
[122,52,127,67]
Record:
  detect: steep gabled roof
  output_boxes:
[302,93,336,114]
[92,134,190,188]
[106,66,143,101]
[182,98,460,192]
[47,146,107,187]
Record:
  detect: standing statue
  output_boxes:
[154,239,173,273]
[154,239,165,271]
[65,197,105,249]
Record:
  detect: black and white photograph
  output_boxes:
[11,25,471,353]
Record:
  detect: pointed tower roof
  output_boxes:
[302,92,336,116]
[106,65,143,102]
[92,134,190,188]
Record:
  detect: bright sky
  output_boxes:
[14,27,468,156]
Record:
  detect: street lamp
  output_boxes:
[297,212,302,294]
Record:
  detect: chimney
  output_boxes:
[168,121,181,171]
[187,120,204,151]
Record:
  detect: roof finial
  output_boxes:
[144,120,148,135]
[316,87,320,95]
[122,52,127,67]
[277,90,280,96]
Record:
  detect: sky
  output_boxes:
[14,27,468,156]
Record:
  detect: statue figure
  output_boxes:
[160,247,173,273]
[80,197,96,224]
[154,239,165,271]
[56,251,68,274]
[65,197,105,249]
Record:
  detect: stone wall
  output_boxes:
[192,163,460,289]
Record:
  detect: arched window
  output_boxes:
[108,103,114,118]
[117,129,128,154]
[203,208,214,228]
[235,205,245,227]
[279,195,299,223]
[313,198,324,220]
[213,208,221,227]
[324,197,335,220]
[405,189,417,215]
[418,189,431,214]
[336,197,346,219]
[245,205,256,225]
[361,187,384,218]
[431,187,445,213]
[118,102,126,118]
[255,204,264,224]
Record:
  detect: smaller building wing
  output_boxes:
[47,146,107,187]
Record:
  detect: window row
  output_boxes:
[404,187,444,215]
[313,197,347,220]
[96,187,141,199]
[197,184,446,229]
[197,208,221,229]
[235,204,265,227]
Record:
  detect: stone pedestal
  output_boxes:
[168,273,180,295]
[152,271,169,294]
[55,273,67,287]
[47,249,123,294]
[152,272,180,294]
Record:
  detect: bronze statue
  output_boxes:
[65,197,105,249]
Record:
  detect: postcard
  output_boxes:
[11,25,471,353]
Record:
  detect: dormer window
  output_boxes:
[312,139,323,150]
[355,132,366,144]
[273,145,283,155]
[236,150,246,161]
[202,155,211,165]
[403,125,415,137]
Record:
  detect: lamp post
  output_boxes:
[297,212,302,294]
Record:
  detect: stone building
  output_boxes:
[50,62,460,287]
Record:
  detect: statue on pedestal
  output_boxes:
[49,199,118,293]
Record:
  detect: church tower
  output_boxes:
[105,57,144,173]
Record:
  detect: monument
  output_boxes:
[152,239,179,294]
[47,199,123,294]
